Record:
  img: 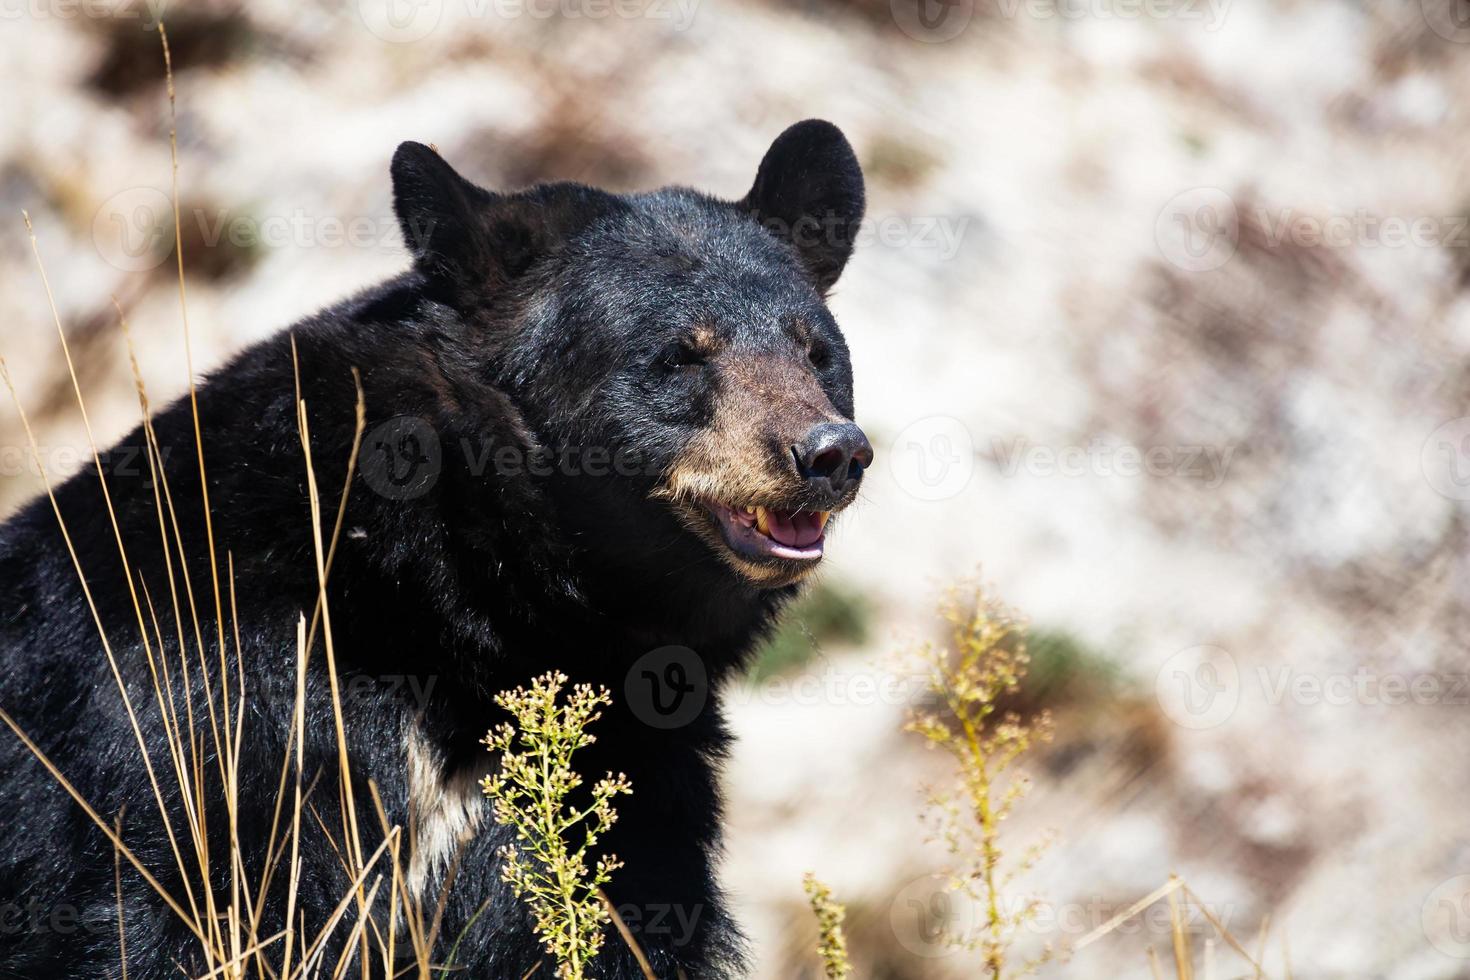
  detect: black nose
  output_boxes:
[793,422,873,500]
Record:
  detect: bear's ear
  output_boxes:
[740,120,865,293]
[391,141,500,286]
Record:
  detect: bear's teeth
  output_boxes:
[814,511,830,532]
[753,506,770,536]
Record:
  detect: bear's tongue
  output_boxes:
[758,508,824,548]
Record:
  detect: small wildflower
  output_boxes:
[481,671,633,980]
[803,873,852,980]
[904,583,1056,980]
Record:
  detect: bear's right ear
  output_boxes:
[391,141,498,287]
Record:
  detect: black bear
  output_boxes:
[0,119,869,978]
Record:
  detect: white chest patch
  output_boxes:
[404,728,488,901]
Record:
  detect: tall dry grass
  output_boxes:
[0,25,465,979]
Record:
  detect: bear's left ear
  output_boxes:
[391,141,501,288]
[740,120,866,293]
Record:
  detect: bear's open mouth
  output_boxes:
[702,500,831,562]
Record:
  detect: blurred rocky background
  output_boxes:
[4,0,1470,976]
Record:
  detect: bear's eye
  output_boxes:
[660,340,708,372]
[808,342,831,371]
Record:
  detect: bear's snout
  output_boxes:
[792,421,872,506]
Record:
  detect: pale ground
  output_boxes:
[3,1,1470,976]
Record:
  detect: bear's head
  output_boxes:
[390,121,870,594]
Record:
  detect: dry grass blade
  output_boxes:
[1147,946,1164,980]
[366,781,416,976]
[0,25,429,978]
[1072,875,1281,980]
[290,830,399,978]
[0,356,219,949]
[0,707,202,941]
[115,809,130,980]
[1071,876,1185,951]
[293,354,372,975]
[1167,883,1192,980]
[190,931,288,980]
[279,616,309,979]
[7,233,216,945]
[600,889,657,980]
[1181,884,1266,974]
[330,877,386,980]
[22,213,199,820]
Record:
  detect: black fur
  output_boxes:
[0,120,865,978]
